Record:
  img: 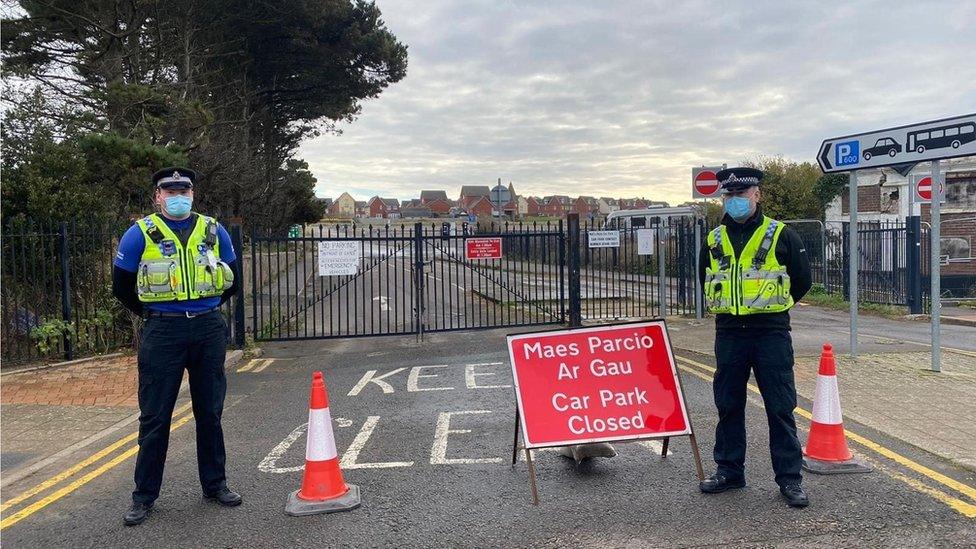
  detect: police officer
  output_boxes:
[112,167,242,525]
[697,167,812,508]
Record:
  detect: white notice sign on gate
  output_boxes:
[317,241,360,276]
[636,229,655,255]
[588,230,620,248]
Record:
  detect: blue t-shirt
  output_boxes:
[115,214,237,313]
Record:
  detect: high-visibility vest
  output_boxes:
[135,213,234,302]
[704,216,794,315]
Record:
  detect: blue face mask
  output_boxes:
[163,195,193,217]
[724,196,752,221]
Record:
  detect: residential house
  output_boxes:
[328,192,356,218]
[542,195,574,217]
[599,197,620,215]
[368,196,401,219]
[459,186,491,209]
[575,196,601,219]
[400,199,432,218]
[466,195,495,217]
[524,197,543,217]
[354,201,368,218]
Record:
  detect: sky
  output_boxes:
[301,0,976,205]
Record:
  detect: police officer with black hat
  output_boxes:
[697,167,813,507]
[112,167,242,525]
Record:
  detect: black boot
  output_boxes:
[123,502,153,526]
[699,473,746,494]
[204,487,242,507]
[780,484,809,508]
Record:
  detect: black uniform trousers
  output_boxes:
[133,310,228,504]
[713,329,803,487]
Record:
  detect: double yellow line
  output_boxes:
[674,354,976,519]
[0,402,196,530]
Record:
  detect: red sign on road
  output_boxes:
[507,321,692,448]
[692,166,724,198]
[465,237,502,260]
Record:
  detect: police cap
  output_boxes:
[152,167,197,190]
[716,167,763,194]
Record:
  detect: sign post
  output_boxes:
[930,160,942,373]
[818,114,976,366]
[507,320,704,504]
[849,171,858,358]
[691,167,724,199]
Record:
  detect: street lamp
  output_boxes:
[494,177,501,218]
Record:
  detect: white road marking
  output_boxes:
[465,363,512,389]
[257,423,307,473]
[339,416,415,469]
[430,410,504,465]
[408,365,454,392]
[347,367,407,396]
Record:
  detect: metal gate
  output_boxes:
[250,222,565,341]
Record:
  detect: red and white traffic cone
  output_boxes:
[285,371,362,515]
[802,343,872,474]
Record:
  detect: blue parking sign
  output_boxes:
[835,140,860,167]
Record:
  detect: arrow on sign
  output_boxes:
[819,142,832,172]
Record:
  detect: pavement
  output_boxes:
[942,305,976,327]
[1,350,242,488]
[1,305,974,547]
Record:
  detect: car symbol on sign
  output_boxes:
[862,137,901,161]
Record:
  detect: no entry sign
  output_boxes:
[692,166,724,198]
[465,237,502,260]
[508,321,692,448]
[913,175,945,203]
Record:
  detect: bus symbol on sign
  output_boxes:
[835,140,860,167]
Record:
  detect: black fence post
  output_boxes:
[906,216,922,314]
[567,213,582,327]
[413,222,425,335]
[231,224,246,348]
[58,222,74,360]
[842,221,850,301]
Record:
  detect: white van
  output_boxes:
[602,206,700,230]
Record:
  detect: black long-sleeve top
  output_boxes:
[697,206,812,331]
[112,259,240,317]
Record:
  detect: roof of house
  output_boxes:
[459,185,491,197]
[355,201,367,208]
[382,198,400,208]
[544,195,573,205]
[420,190,449,202]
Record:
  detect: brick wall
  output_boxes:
[841,185,882,214]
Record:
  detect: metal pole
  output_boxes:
[58,222,73,360]
[657,220,666,319]
[930,160,941,372]
[567,213,582,327]
[849,170,858,358]
[231,224,246,348]
[694,219,703,320]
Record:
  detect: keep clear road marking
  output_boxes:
[673,354,976,519]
